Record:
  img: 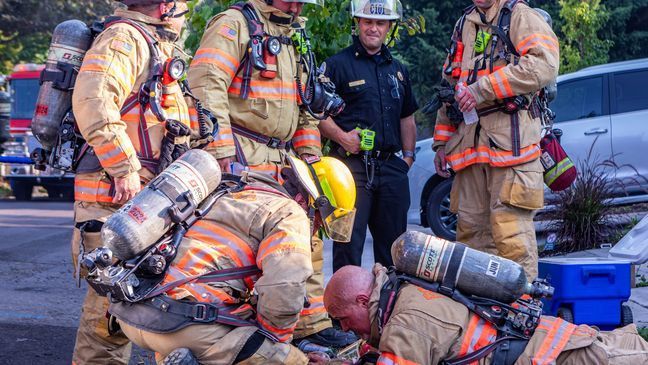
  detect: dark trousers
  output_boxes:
[332,152,410,272]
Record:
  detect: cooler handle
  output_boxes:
[581,266,616,284]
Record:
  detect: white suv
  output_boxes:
[409,58,648,240]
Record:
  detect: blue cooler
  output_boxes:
[538,257,632,329]
[539,214,648,328]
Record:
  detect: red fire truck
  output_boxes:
[0,63,74,200]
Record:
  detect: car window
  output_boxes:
[552,77,604,123]
[613,69,648,114]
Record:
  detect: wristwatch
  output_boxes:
[402,150,416,161]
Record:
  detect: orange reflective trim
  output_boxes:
[292,129,321,149]
[488,70,514,99]
[459,315,481,356]
[516,34,559,56]
[434,124,457,142]
[74,179,113,203]
[186,221,255,267]
[377,352,420,365]
[301,296,326,316]
[191,48,239,79]
[458,315,497,359]
[228,77,298,100]
[532,318,576,365]
[256,314,296,342]
[257,231,310,268]
[447,144,541,171]
[189,107,199,129]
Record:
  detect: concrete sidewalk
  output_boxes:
[323,225,648,328]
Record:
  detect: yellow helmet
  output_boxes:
[286,155,356,242]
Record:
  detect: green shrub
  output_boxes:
[546,139,646,253]
[639,327,648,342]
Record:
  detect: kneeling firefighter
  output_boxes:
[81,153,357,364]
[321,231,648,365]
[35,1,212,364]
[187,0,352,351]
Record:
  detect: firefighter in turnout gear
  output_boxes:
[186,0,356,349]
[320,265,648,365]
[432,0,560,280]
[113,156,357,364]
[70,1,191,363]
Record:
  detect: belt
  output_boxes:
[231,123,292,151]
[336,147,393,161]
[145,296,280,342]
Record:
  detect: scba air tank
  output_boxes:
[392,231,532,304]
[32,20,93,151]
[102,150,221,260]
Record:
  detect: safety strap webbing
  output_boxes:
[145,264,261,300]
[230,1,265,100]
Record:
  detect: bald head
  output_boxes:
[324,265,375,338]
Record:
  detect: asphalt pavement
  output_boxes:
[0,200,646,364]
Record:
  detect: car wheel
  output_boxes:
[46,185,74,201]
[426,178,456,240]
[621,304,633,326]
[557,306,574,323]
[10,181,33,201]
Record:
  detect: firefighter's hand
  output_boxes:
[113,172,141,204]
[340,129,361,155]
[217,157,234,173]
[434,147,451,178]
[455,86,477,112]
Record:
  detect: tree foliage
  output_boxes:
[0,0,115,74]
[558,0,612,73]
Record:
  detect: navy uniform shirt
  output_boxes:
[323,36,418,153]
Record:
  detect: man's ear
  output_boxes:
[356,293,370,308]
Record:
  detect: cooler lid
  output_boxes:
[609,214,648,265]
[539,257,631,265]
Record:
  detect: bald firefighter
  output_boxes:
[111,156,357,364]
[319,265,648,365]
[432,0,560,280]
[187,0,355,349]
[70,0,191,363]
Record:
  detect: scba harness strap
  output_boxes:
[225,1,296,164]
[376,269,530,365]
[451,0,528,157]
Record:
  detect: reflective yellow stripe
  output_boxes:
[544,158,574,186]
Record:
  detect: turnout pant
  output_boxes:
[70,202,131,365]
[333,153,410,272]
[452,160,544,280]
[294,236,332,338]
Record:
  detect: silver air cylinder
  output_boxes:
[392,231,531,304]
[32,20,92,151]
[102,150,221,260]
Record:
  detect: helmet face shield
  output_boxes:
[351,0,403,20]
[285,155,357,242]
[323,206,356,242]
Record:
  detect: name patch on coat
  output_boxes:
[348,79,366,87]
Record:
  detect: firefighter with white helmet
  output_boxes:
[186,0,357,351]
[319,0,419,273]
[111,156,356,364]
[69,0,191,363]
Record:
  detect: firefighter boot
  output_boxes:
[296,327,359,349]
[162,348,199,365]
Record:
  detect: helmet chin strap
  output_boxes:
[160,0,177,20]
